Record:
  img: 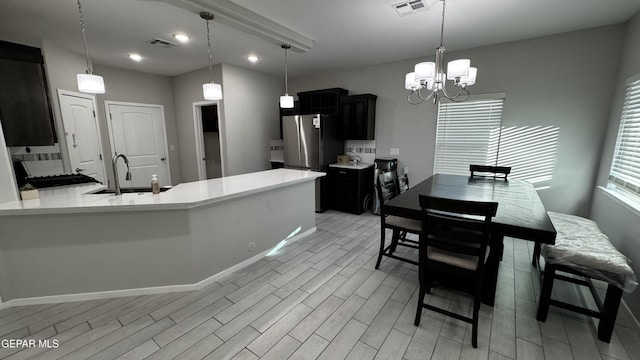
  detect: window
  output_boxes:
[434,94,560,185]
[434,97,504,175]
[609,75,640,199]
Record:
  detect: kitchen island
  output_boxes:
[0,169,323,307]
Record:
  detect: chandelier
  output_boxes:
[405,0,477,104]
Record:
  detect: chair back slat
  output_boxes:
[469,164,511,180]
[376,172,399,215]
[398,167,409,193]
[419,195,498,269]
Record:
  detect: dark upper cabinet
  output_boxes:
[0,41,56,146]
[297,88,348,116]
[340,94,376,140]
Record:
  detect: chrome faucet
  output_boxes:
[112,153,132,195]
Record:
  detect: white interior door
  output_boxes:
[106,102,170,187]
[58,90,106,184]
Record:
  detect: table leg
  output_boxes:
[483,231,504,306]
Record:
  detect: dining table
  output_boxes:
[384,173,557,305]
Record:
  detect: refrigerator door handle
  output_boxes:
[296,116,302,168]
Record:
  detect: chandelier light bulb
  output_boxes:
[460,67,477,86]
[405,72,420,91]
[414,62,435,82]
[447,59,470,80]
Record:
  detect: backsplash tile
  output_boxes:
[9,145,65,177]
[270,139,283,162]
[345,140,376,164]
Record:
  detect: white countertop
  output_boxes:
[329,162,373,170]
[0,168,324,215]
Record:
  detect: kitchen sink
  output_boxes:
[88,186,173,195]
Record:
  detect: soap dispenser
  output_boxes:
[151,174,160,194]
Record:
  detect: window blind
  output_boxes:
[434,98,504,175]
[609,78,640,197]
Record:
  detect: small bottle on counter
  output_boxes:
[151,174,160,194]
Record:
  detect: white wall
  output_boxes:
[39,41,181,186]
[93,64,181,185]
[591,11,640,319]
[0,125,18,203]
[220,63,281,176]
[171,63,281,181]
[290,25,625,216]
[204,132,222,179]
[40,40,88,172]
[171,65,224,182]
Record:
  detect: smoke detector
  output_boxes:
[392,0,428,17]
[146,38,179,48]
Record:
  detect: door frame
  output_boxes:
[104,100,171,184]
[193,100,226,180]
[57,89,107,183]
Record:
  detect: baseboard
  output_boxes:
[0,227,316,311]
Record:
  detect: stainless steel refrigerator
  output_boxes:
[282,114,343,212]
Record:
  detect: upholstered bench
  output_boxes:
[536,212,638,342]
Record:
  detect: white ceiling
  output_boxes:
[1,0,639,79]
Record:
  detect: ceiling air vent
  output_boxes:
[392,0,428,17]
[146,38,179,48]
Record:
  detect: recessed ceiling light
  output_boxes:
[128,53,143,62]
[173,33,191,44]
[247,55,260,63]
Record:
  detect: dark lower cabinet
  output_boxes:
[328,165,374,214]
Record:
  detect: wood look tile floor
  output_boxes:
[1,210,639,360]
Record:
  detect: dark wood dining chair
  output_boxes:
[415,195,498,348]
[374,171,421,269]
[469,164,511,181]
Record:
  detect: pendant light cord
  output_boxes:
[439,0,446,47]
[284,45,289,94]
[77,0,93,74]
[206,18,213,84]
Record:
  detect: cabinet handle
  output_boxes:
[339,171,347,174]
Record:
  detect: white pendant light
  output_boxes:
[76,0,105,94]
[280,44,294,109]
[201,12,223,100]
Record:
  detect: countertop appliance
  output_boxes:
[283,114,343,212]
[372,157,397,215]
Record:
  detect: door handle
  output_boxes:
[160,157,166,162]
[72,134,78,148]
[76,167,85,172]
